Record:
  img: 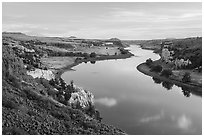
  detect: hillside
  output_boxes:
[2,33,126,135]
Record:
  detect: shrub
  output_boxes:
[83,53,89,58]
[2,99,19,109]
[146,58,153,67]
[152,77,162,84]
[23,87,42,101]
[27,110,37,116]
[3,127,28,135]
[50,110,71,121]
[150,65,162,73]
[90,61,96,64]
[160,69,173,78]
[120,49,129,54]
[90,52,96,58]
[7,74,21,89]
[162,81,174,90]
[182,72,191,83]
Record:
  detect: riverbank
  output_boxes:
[137,63,202,94]
[44,53,134,79]
[3,42,127,135]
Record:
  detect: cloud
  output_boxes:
[139,111,164,123]
[95,97,117,107]
[177,115,192,131]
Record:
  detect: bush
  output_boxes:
[182,72,191,83]
[162,81,174,90]
[2,99,19,109]
[146,58,153,67]
[50,110,71,121]
[90,52,96,58]
[23,87,42,101]
[160,69,173,78]
[120,49,129,54]
[83,53,89,58]
[3,127,28,135]
[90,61,96,64]
[150,65,162,73]
[152,77,162,84]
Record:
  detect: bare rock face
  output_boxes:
[27,69,55,80]
[69,85,94,109]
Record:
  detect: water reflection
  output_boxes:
[139,110,164,123]
[95,97,117,107]
[181,87,191,97]
[90,60,96,64]
[152,77,201,98]
[62,45,201,134]
[177,115,192,131]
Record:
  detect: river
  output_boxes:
[62,45,202,135]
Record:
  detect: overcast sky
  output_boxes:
[2,2,202,40]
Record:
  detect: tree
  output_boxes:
[150,65,162,73]
[90,52,96,58]
[146,58,153,67]
[152,77,162,84]
[90,60,96,64]
[162,81,174,90]
[182,72,191,83]
[70,80,74,90]
[160,69,173,78]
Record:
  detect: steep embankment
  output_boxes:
[2,44,125,135]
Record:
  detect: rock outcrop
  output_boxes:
[69,85,94,109]
[27,69,55,81]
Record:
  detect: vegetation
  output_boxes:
[150,65,163,73]
[160,69,173,78]
[152,77,162,84]
[146,58,153,67]
[90,52,97,58]
[119,48,129,54]
[182,72,191,83]
[2,36,125,135]
[161,81,174,90]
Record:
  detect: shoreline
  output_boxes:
[55,53,134,79]
[137,63,202,94]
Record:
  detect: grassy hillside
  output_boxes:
[2,35,125,135]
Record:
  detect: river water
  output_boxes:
[62,45,202,135]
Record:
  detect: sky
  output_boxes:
[2,2,202,40]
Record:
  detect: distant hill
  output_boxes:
[68,36,77,39]
[109,38,121,41]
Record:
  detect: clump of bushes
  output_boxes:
[75,57,82,63]
[2,98,19,109]
[146,58,153,67]
[90,52,96,58]
[120,48,129,54]
[150,65,163,72]
[152,77,162,84]
[160,69,173,78]
[162,81,174,90]
[50,110,71,121]
[182,72,191,83]
[3,127,28,135]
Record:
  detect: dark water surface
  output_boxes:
[62,45,202,135]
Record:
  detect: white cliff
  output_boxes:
[69,85,94,109]
[27,69,55,80]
